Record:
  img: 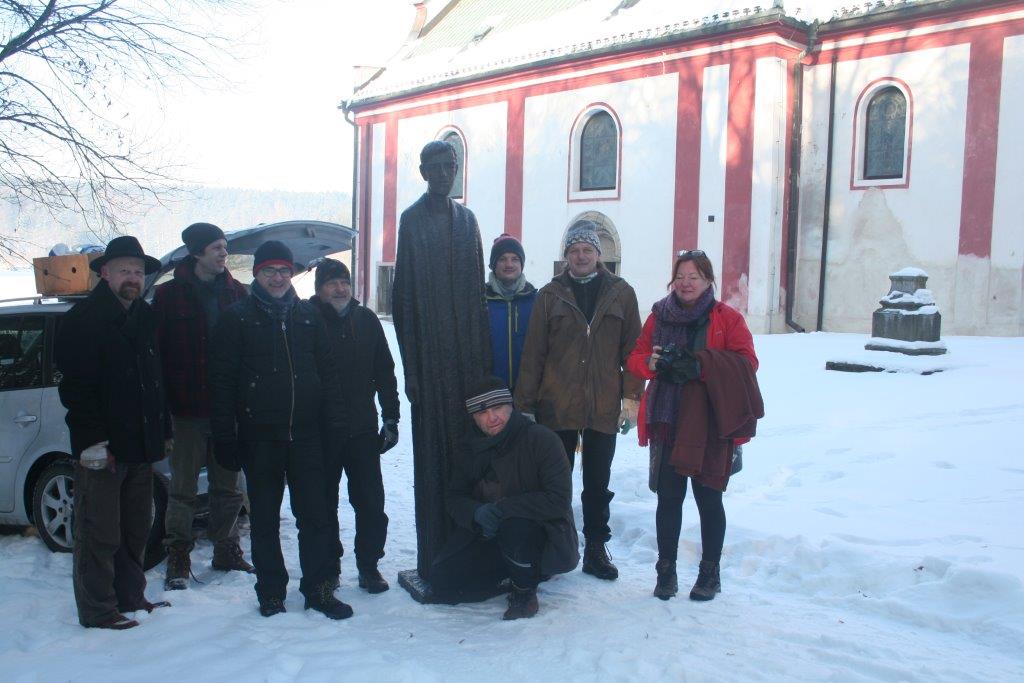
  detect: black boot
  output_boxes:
[164,544,191,591]
[258,598,286,617]
[502,585,539,620]
[689,560,721,601]
[304,580,354,620]
[582,541,619,581]
[212,540,255,573]
[357,565,390,594]
[653,558,678,600]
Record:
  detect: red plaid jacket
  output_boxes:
[153,258,247,418]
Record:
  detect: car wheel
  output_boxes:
[32,461,76,554]
[144,474,168,571]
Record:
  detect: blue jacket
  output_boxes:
[486,278,537,390]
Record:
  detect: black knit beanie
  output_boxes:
[182,222,226,256]
[489,233,526,272]
[315,258,351,291]
[252,240,299,276]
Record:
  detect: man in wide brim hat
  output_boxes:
[88,235,162,275]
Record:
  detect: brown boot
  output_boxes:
[164,544,191,591]
[212,540,255,573]
[89,613,140,630]
[689,560,721,601]
[653,558,678,600]
[502,585,539,620]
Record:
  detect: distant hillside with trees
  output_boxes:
[1,187,351,265]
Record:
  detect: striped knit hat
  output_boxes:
[464,376,514,415]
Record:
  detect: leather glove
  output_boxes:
[214,440,242,473]
[473,503,503,539]
[669,349,701,385]
[378,419,399,454]
[618,398,639,435]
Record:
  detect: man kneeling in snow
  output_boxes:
[430,377,579,619]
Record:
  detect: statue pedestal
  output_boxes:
[866,268,946,356]
[398,569,511,605]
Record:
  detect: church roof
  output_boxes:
[346,0,976,108]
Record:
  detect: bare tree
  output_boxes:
[0,0,241,261]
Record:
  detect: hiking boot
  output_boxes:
[653,558,678,600]
[89,613,139,630]
[689,560,722,601]
[582,541,619,581]
[258,598,286,618]
[304,580,354,620]
[164,544,191,591]
[212,540,255,573]
[357,565,390,594]
[502,585,539,621]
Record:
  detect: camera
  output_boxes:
[655,343,682,375]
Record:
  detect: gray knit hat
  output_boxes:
[563,220,602,256]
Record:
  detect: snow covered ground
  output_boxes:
[1,327,1022,682]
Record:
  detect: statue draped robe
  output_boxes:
[392,193,492,580]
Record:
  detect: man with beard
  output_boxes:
[392,140,491,595]
[209,240,350,619]
[485,233,536,391]
[310,257,399,594]
[55,236,172,629]
[153,222,253,590]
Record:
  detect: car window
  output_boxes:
[0,315,45,391]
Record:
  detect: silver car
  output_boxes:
[0,220,355,569]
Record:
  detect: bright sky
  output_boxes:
[147,0,416,194]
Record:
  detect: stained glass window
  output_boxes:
[443,131,465,199]
[579,111,617,191]
[864,87,907,180]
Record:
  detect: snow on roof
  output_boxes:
[348,0,940,106]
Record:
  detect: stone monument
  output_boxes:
[864,267,947,355]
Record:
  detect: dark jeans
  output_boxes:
[164,416,243,548]
[324,431,388,575]
[72,462,153,626]
[431,518,546,597]
[556,429,616,543]
[656,454,726,563]
[243,439,333,602]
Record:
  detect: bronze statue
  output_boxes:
[392,140,492,601]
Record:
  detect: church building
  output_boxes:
[343,0,1024,336]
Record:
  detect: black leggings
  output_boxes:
[655,451,726,563]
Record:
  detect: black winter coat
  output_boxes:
[209,294,343,444]
[55,281,169,463]
[443,411,580,576]
[311,296,399,439]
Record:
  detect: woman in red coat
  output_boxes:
[626,250,758,602]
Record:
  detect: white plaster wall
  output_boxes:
[368,122,386,309]
[697,64,730,300]
[394,102,509,251]
[797,45,972,333]
[747,56,788,333]
[520,74,679,313]
[990,34,1024,336]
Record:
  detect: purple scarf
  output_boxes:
[645,287,716,442]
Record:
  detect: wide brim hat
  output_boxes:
[89,235,162,274]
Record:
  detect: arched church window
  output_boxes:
[863,86,907,180]
[579,111,618,191]
[442,130,466,199]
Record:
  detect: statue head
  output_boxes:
[419,140,458,197]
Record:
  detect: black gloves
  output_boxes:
[473,503,503,539]
[379,419,399,454]
[214,440,243,473]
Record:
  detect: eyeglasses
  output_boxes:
[677,249,706,259]
[258,266,293,279]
